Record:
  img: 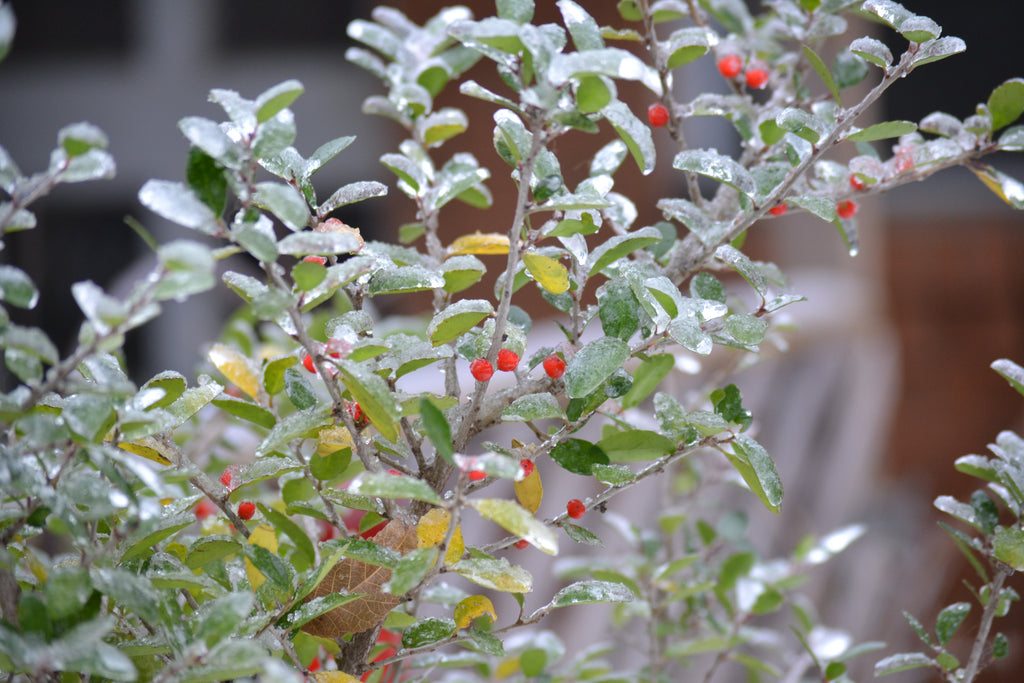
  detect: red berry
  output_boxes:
[717,54,743,79]
[302,353,316,373]
[238,501,256,520]
[849,174,866,191]
[194,498,217,520]
[647,103,670,127]
[497,349,520,372]
[520,458,535,478]
[303,255,327,266]
[348,402,369,430]
[220,469,232,487]
[836,200,859,219]
[745,68,769,89]
[470,358,494,382]
[468,470,487,481]
[768,204,788,217]
[307,657,321,673]
[514,539,529,550]
[542,354,566,379]
[566,499,586,519]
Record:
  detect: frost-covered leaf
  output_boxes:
[471,498,557,555]
[454,557,533,593]
[849,36,892,68]
[564,337,629,398]
[255,181,310,231]
[545,580,634,610]
[726,435,783,513]
[874,653,934,677]
[319,180,388,216]
[502,392,564,422]
[350,471,441,505]
[139,179,220,235]
[603,101,656,175]
[428,299,493,346]
[255,79,304,123]
[673,149,755,198]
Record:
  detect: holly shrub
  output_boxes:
[3,1,1024,681]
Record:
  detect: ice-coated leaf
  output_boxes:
[849,36,892,68]
[502,392,564,422]
[725,313,768,346]
[455,452,522,480]
[874,653,934,677]
[427,298,493,346]
[387,547,438,595]
[58,121,109,157]
[673,149,755,198]
[139,179,220,234]
[305,135,356,178]
[454,557,533,593]
[658,198,728,247]
[71,280,127,334]
[550,438,610,475]
[285,593,365,632]
[255,181,310,231]
[899,16,940,43]
[727,434,784,513]
[403,617,457,649]
[776,108,826,144]
[349,471,441,505]
[558,0,602,51]
[603,100,656,175]
[992,359,1024,398]
[212,396,276,429]
[0,264,38,309]
[714,245,767,295]
[564,336,629,398]
[441,255,486,293]
[547,579,634,610]
[471,498,557,555]
[935,602,970,645]
[319,180,388,216]
[523,251,569,294]
[208,343,261,399]
[256,404,331,457]
[0,4,13,62]
[368,264,444,296]
[993,526,1024,570]
[598,429,676,462]
[418,108,469,147]
[910,36,965,69]
[338,360,402,442]
[587,226,664,276]
[277,231,363,256]
[255,79,304,123]
[156,239,216,300]
[549,48,662,96]
[178,116,244,169]
[789,195,838,222]
[968,163,1024,209]
[845,120,917,142]
[663,26,709,69]
[988,78,1024,132]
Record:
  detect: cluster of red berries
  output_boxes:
[717,54,769,90]
[470,349,520,382]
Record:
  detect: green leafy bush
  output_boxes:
[3,1,1024,681]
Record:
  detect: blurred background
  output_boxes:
[2,1,1023,680]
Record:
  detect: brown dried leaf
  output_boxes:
[303,519,417,638]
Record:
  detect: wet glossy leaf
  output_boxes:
[550,438,610,475]
[726,435,783,513]
[935,602,970,645]
[598,429,675,462]
[845,120,917,142]
[471,498,558,555]
[547,580,634,610]
[803,45,840,103]
[338,360,402,442]
[789,195,838,222]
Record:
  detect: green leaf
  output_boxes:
[402,617,457,649]
[546,580,634,610]
[598,429,675,462]
[598,279,640,341]
[564,337,630,398]
[548,48,661,95]
[849,36,892,68]
[441,255,487,293]
[212,396,276,429]
[138,179,220,235]
[156,240,216,300]
[338,360,402,442]
[185,536,242,570]
[550,438,610,475]
[673,149,755,198]
[789,195,838,222]
[935,602,970,645]
[910,36,965,68]
[0,265,38,309]
[502,392,564,422]
[994,526,1024,570]
[388,547,438,595]
[254,181,310,231]
[874,653,934,677]
[419,398,454,464]
[256,405,331,457]
[185,147,228,217]
[803,45,840,103]
[711,384,753,431]
[58,121,109,157]
[349,470,441,505]
[255,79,305,123]
[471,498,558,555]
[992,359,1024,398]
[454,557,532,593]
[592,463,635,486]
[428,298,493,346]
[724,314,768,346]
[368,264,445,296]
[319,180,388,216]
[665,27,709,69]
[989,78,1024,132]
[562,522,604,546]
[603,100,656,175]
[726,435,784,513]
[845,120,917,142]
[588,226,664,276]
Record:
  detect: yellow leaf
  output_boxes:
[969,163,1024,207]
[446,232,510,258]
[316,425,354,456]
[208,343,260,399]
[117,438,173,466]
[310,673,362,683]
[417,507,465,566]
[245,523,278,590]
[454,594,497,630]
[522,251,569,294]
[513,468,543,514]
